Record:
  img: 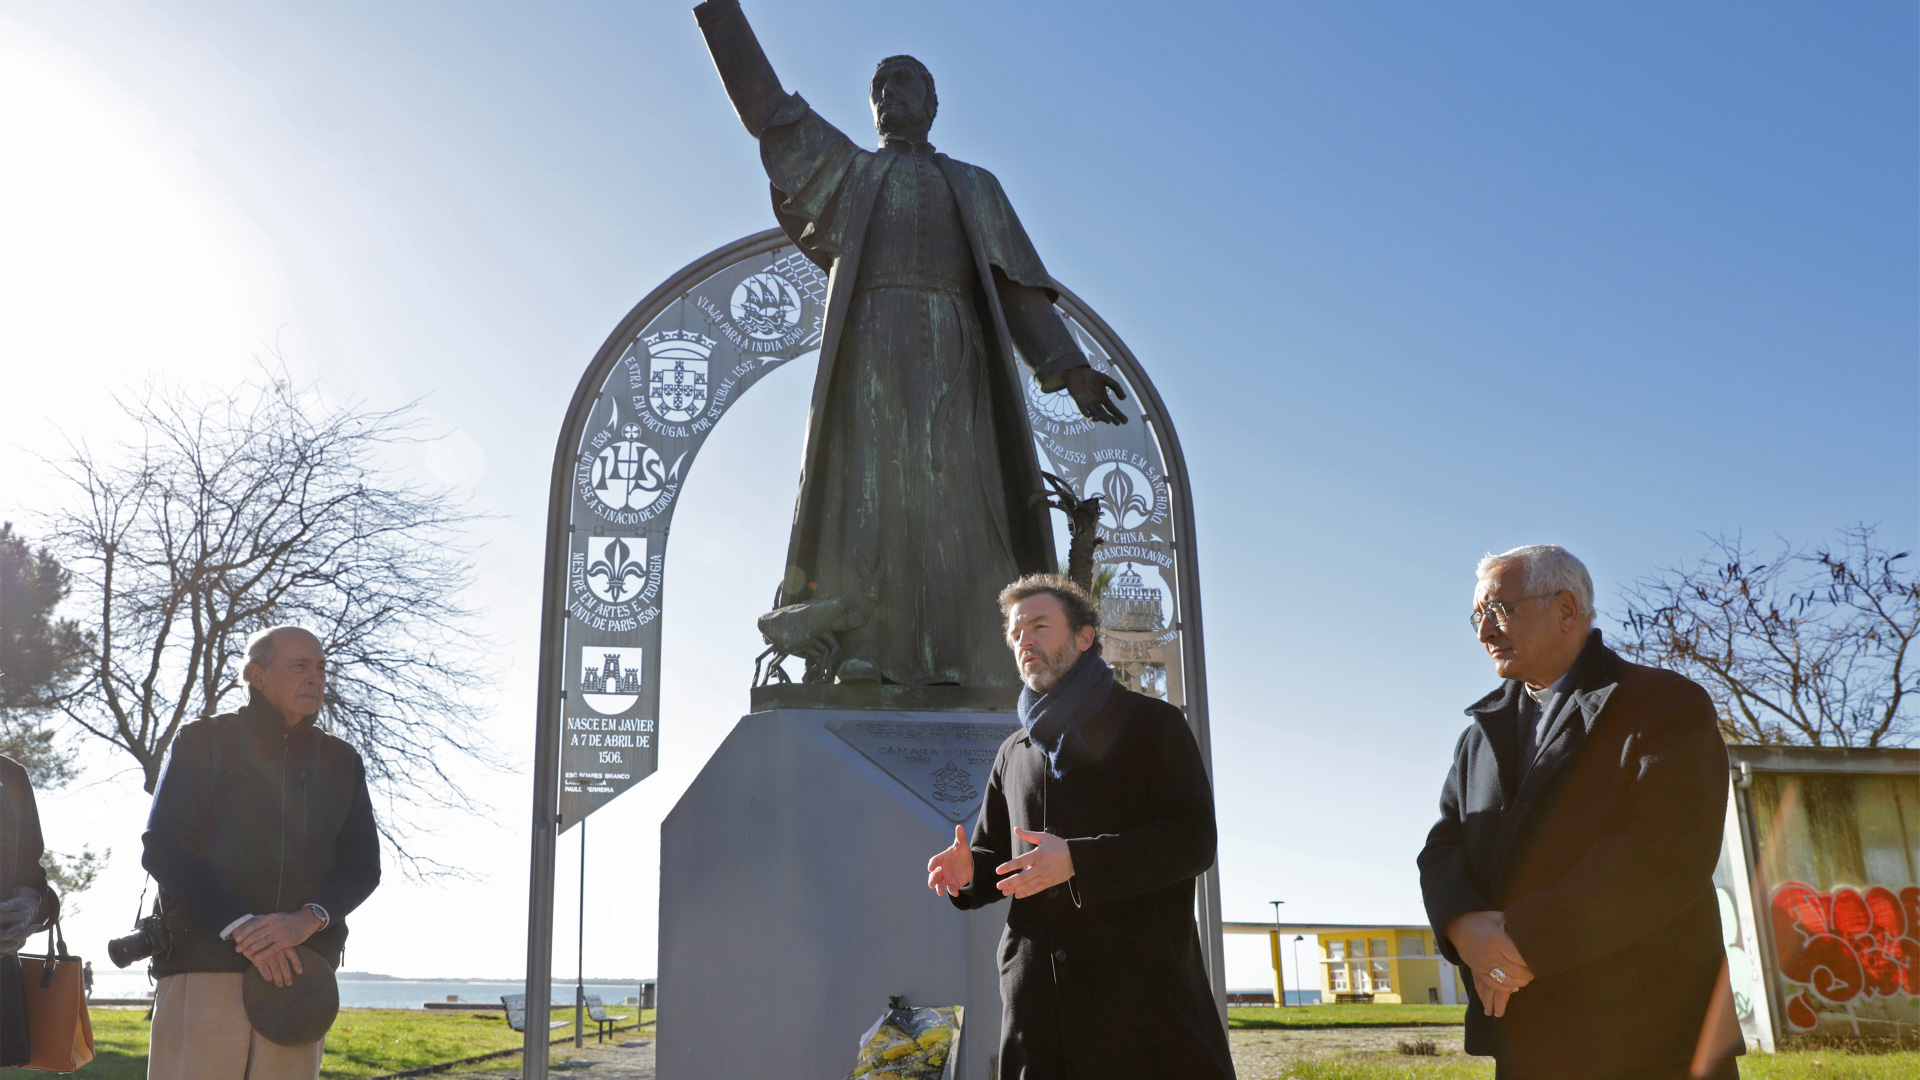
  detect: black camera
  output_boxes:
[107,912,170,969]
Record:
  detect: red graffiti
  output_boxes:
[1771,882,1920,1030]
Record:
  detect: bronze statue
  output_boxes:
[695,0,1127,688]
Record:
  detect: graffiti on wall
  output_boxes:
[1770,882,1920,1031]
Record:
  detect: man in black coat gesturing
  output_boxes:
[926,575,1234,1080]
[1419,545,1739,1080]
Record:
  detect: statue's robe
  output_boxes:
[755,95,1075,686]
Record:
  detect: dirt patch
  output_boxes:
[1231,1025,1473,1078]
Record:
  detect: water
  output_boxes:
[91,970,643,1010]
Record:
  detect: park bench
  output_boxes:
[500,994,570,1033]
[582,995,628,1042]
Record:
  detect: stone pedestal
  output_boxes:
[657,706,1019,1080]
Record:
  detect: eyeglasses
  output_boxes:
[1469,591,1562,631]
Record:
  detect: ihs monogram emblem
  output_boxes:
[589,424,668,512]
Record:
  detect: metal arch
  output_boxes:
[1049,282,1228,1027]
[523,231,1227,1076]
[521,228,792,1080]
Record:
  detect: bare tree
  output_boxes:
[1616,525,1917,747]
[40,370,497,872]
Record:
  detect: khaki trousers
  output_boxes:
[148,972,324,1080]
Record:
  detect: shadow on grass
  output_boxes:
[0,1043,149,1080]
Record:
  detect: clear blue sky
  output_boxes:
[1,0,1912,991]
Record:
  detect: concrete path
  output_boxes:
[435,1034,656,1080]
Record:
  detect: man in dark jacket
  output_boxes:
[1418,545,1738,1080]
[0,753,57,1067]
[926,575,1234,1079]
[142,626,380,1080]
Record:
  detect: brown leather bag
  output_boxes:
[15,921,93,1073]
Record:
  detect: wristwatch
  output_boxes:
[304,903,330,929]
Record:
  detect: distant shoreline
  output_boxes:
[336,973,650,984]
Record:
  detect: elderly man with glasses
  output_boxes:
[1418,545,1740,1080]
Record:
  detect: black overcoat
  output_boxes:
[1417,631,1738,1080]
[142,698,381,976]
[951,686,1235,1080]
[0,754,58,1067]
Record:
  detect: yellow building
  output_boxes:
[1224,922,1468,1006]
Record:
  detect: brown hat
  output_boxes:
[242,946,339,1046]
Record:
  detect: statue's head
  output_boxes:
[871,55,937,142]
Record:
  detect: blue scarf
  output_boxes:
[1017,650,1116,778]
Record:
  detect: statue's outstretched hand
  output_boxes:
[1063,365,1128,425]
[926,823,975,897]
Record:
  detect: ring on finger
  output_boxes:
[1489,967,1507,984]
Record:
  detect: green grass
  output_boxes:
[1740,1048,1920,1080]
[0,1004,651,1080]
[20,1005,1915,1080]
[1231,1045,1920,1080]
[1261,1055,1920,1079]
[1230,1004,1471,1029]
[1273,1058,1492,1079]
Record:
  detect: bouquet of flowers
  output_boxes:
[847,1002,963,1080]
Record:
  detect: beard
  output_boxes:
[874,101,929,139]
[1018,638,1082,694]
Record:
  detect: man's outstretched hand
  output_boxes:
[1445,910,1534,1017]
[995,828,1074,899]
[1063,365,1128,425]
[926,823,975,897]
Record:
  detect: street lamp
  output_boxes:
[1269,901,1286,1007]
[1292,936,1307,1009]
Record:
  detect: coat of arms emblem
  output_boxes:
[646,334,713,423]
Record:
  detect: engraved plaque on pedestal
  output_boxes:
[827,719,1018,822]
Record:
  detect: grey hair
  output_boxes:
[243,625,308,678]
[1476,545,1595,619]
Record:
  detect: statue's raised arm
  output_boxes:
[693,0,794,138]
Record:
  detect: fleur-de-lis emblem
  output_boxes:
[1100,466,1153,531]
[585,536,648,602]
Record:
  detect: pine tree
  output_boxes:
[0,523,87,788]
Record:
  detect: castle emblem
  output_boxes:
[579,646,644,715]
[1102,563,1168,633]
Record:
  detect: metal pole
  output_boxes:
[521,585,565,1080]
[1293,936,1306,1009]
[522,311,601,1080]
[575,817,586,1048]
[1269,901,1286,1007]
